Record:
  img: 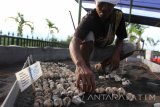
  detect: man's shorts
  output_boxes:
[83,31,136,61]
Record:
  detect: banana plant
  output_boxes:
[46,19,59,41]
[126,23,146,49]
[9,12,34,37]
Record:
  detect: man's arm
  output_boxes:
[69,37,85,67]
[109,10,127,71]
[69,37,96,92]
[114,38,123,58]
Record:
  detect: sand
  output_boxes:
[1,60,160,107]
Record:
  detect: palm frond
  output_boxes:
[46,19,59,34]
[8,17,19,23]
[147,37,153,46]
[25,23,34,33]
[9,12,34,37]
[51,26,59,33]
[46,19,55,28]
[154,40,160,46]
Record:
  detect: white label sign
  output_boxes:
[15,67,32,92]
[29,61,43,81]
[15,61,43,92]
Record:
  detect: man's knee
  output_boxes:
[120,43,136,59]
[122,43,136,55]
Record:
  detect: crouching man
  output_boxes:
[69,0,136,92]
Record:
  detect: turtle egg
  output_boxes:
[105,87,113,94]
[117,87,126,95]
[72,95,85,105]
[63,97,71,107]
[126,93,136,101]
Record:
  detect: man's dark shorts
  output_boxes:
[82,31,136,61]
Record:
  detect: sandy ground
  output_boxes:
[0,61,75,105]
[1,60,160,107]
[0,63,24,105]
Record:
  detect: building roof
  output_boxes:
[77,0,160,27]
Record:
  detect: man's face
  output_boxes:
[96,2,115,20]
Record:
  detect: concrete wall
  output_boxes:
[142,59,160,73]
[0,46,71,65]
[126,57,160,73]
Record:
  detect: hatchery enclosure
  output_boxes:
[10,61,160,107]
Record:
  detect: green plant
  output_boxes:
[126,23,146,49]
[49,38,58,42]
[9,12,34,37]
[66,35,72,44]
[46,19,59,40]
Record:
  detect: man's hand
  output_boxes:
[75,65,96,93]
[95,50,120,73]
